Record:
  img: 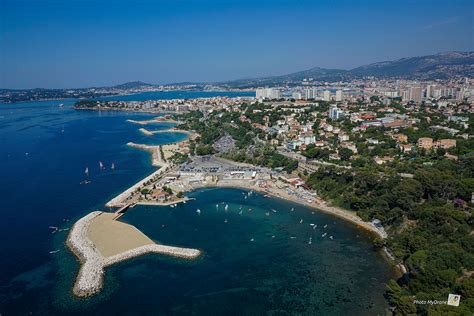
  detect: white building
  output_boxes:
[323,90,331,101]
[292,92,302,100]
[335,90,343,101]
[328,105,344,120]
[256,88,280,100]
[304,88,318,100]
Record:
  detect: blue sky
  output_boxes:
[1,0,473,88]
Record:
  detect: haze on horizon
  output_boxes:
[0,0,473,89]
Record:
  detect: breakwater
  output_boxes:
[67,211,201,297]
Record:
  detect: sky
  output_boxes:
[1,0,473,89]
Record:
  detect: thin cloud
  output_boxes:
[420,16,460,30]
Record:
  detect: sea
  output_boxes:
[0,90,395,315]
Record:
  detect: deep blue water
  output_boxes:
[0,91,394,315]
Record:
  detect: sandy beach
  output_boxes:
[181,178,387,239]
[67,210,201,297]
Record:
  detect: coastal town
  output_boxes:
[66,75,473,312]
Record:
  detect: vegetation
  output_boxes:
[306,156,474,314]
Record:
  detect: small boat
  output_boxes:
[323,224,328,228]
[99,161,105,170]
[216,204,219,208]
[85,167,89,176]
[238,210,243,215]
[173,204,177,207]
[49,250,60,254]
[111,163,115,170]
[290,207,294,212]
[224,219,228,223]
[250,238,254,242]
[299,219,303,224]
[196,209,201,215]
[244,196,247,199]
[272,235,275,239]
[329,236,334,240]
[80,180,91,185]
[224,204,229,211]
[308,237,312,245]
[265,212,270,216]
[322,233,327,237]
[313,225,317,230]
[309,223,315,226]
[58,103,64,107]
[290,236,296,239]
[271,209,277,213]
[170,204,175,208]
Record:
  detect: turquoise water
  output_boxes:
[0,91,394,315]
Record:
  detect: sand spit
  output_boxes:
[67,211,201,298]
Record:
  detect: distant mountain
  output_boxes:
[111,81,155,89]
[350,51,474,79]
[219,51,474,88]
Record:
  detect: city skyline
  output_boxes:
[1,0,473,89]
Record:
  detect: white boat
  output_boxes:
[111,163,115,170]
[322,233,327,237]
[85,167,89,176]
[238,210,243,215]
[224,219,228,223]
[309,223,315,226]
[224,204,229,211]
[58,103,64,107]
[313,225,317,230]
[290,207,294,211]
[80,180,91,185]
[272,209,277,213]
[250,238,254,242]
[290,236,296,239]
[99,161,105,170]
[170,204,175,208]
[308,237,312,245]
[49,250,60,254]
[196,209,201,215]
[299,219,303,224]
[216,204,219,208]
[329,236,334,240]
[265,212,270,216]
[324,224,328,228]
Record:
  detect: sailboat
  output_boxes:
[99,161,105,170]
[111,162,115,170]
[196,209,201,215]
[308,237,312,245]
[85,167,89,176]
[224,204,229,211]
